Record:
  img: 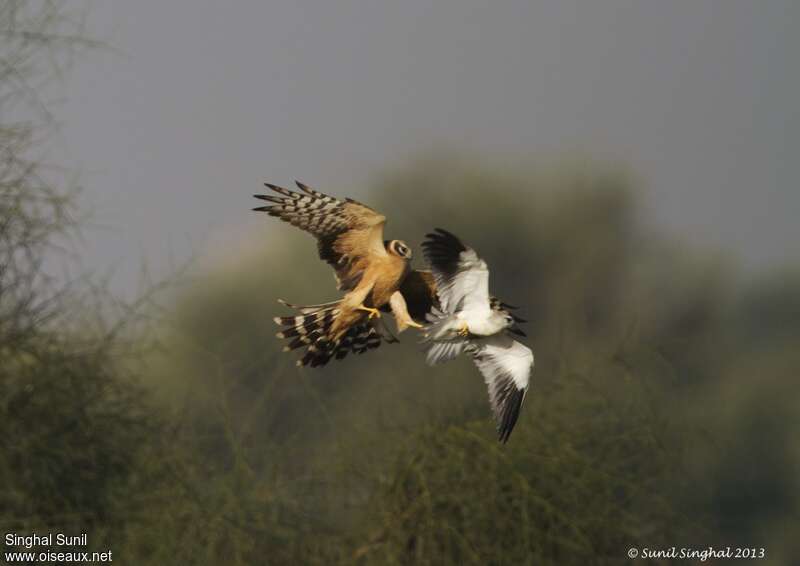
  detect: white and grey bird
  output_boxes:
[421,228,533,443]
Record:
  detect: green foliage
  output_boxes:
[0,0,162,554]
[353,370,690,566]
[0,330,155,533]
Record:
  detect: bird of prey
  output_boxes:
[253,181,424,367]
[421,228,533,443]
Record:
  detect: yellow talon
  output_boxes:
[457,322,470,337]
[358,305,381,319]
[407,320,424,330]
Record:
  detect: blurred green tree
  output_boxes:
[0,0,159,543]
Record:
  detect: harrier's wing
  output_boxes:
[421,228,490,314]
[469,335,533,443]
[254,182,386,291]
[397,269,438,323]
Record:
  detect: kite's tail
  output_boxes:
[421,306,468,365]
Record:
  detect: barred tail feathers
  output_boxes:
[274,301,383,367]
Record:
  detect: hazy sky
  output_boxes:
[56,1,798,292]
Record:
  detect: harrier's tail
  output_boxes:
[274,300,386,367]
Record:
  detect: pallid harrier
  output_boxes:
[253,181,425,367]
[421,228,533,443]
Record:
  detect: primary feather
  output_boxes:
[421,228,491,315]
[254,181,387,292]
[468,336,533,443]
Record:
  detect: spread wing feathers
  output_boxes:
[422,228,490,314]
[254,181,387,291]
[274,301,386,367]
[426,339,467,365]
[468,336,533,443]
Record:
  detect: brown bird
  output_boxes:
[253,181,424,367]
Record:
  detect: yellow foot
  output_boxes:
[457,322,470,337]
[406,320,424,330]
[357,305,382,319]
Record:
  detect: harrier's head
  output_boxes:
[386,239,412,260]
